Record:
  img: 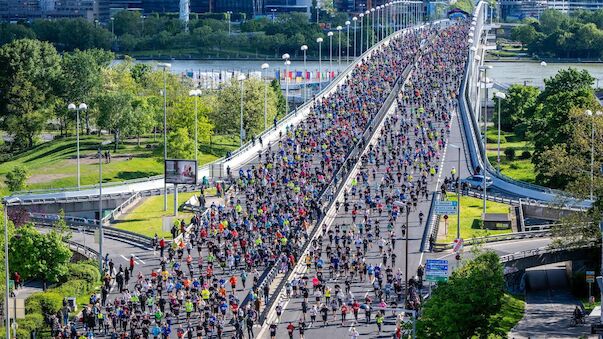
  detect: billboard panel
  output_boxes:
[165,159,197,185]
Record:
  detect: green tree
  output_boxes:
[271,79,286,118]
[95,92,136,151]
[211,78,278,137]
[417,251,505,338]
[496,84,540,137]
[166,127,194,159]
[0,39,61,149]
[113,10,142,37]
[0,23,36,45]
[5,165,29,192]
[511,24,539,49]
[58,49,114,134]
[9,225,71,282]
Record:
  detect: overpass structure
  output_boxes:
[457,1,591,209]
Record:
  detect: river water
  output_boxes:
[125,59,603,88]
[486,61,603,88]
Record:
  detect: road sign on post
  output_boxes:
[453,238,464,253]
[434,201,458,215]
[425,259,449,282]
[587,271,595,283]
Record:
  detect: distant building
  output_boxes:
[0,0,110,21]
[500,0,603,19]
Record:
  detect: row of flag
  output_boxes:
[183,69,341,82]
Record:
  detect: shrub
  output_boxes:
[486,134,507,144]
[509,163,520,170]
[63,262,100,286]
[56,279,90,297]
[25,291,63,314]
[504,147,516,161]
[18,313,45,333]
[520,150,531,159]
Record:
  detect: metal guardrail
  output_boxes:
[30,212,154,248]
[421,191,439,253]
[499,242,597,264]
[432,229,552,251]
[66,240,99,259]
[101,192,141,224]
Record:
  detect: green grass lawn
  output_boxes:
[0,134,238,196]
[439,193,512,243]
[113,192,196,238]
[487,293,525,337]
[486,130,536,183]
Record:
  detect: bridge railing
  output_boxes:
[30,212,154,248]
[66,240,99,259]
[500,242,597,264]
[101,192,142,224]
[460,2,583,202]
[432,229,552,251]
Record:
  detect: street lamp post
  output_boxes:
[345,21,350,64]
[282,53,290,114]
[68,102,88,189]
[479,65,492,216]
[157,63,171,211]
[111,17,114,37]
[238,74,246,146]
[2,197,19,339]
[449,144,462,240]
[376,6,380,41]
[494,92,506,173]
[336,26,342,68]
[301,45,308,102]
[359,14,364,55]
[261,63,269,130]
[328,31,333,78]
[585,110,603,201]
[352,17,357,59]
[365,10,370,50]
[188,90,202,163]
[371,8,375,46]
[317,37,323,91]
[226,11,232,36]
[97,145,104,272]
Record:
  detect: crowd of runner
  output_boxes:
[265,21,470,339]
[51,19,469,339]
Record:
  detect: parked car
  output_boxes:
[461,175,493,190]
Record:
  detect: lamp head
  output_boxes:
[300,45,308,51]
[78,103,88,110]
[261,63,270,69]
[316,37,323,43]
[68,103,76,110]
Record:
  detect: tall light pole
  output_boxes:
[68,102,87,189]
[261,63,269,130]
[352,17,357,59]
[364,10,371,50]
[327,31,333,78]
[300,45,308,102]
[359,14,364,55]
[282,53,290,114]
[317,37,323,91]
[141,15,145,36]
[336,26,342,68]
[97,145,104,273]
[494,92,506,173]
[449,145,462,241]
[345,21,350,64]
[585,110,603,201]
[189,90,202,163]
[111,17,114,37]
[157,63,171,211]
[381,5,385,40]
[376,6,380,41]
[226,11,232,36]
[385,3,389,36]
[479,65,492,216]
[3,197,19,339]
[238,74,246,146]
[370,8,375,46]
